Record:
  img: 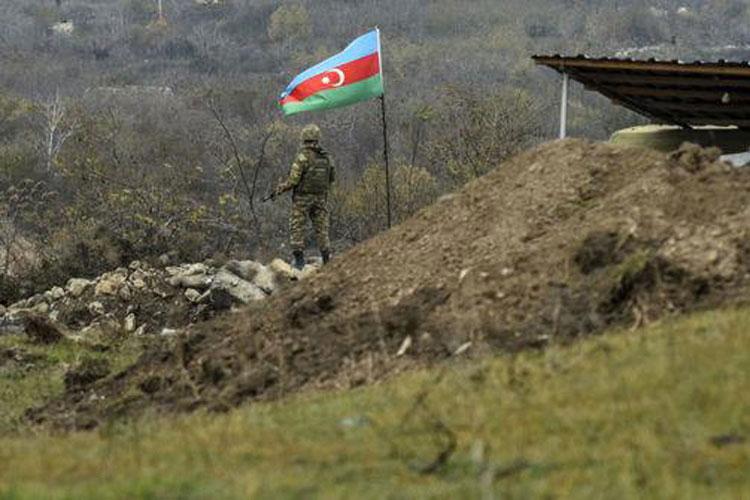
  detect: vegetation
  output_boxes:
[1,306,748,498]
[4,0,749,303]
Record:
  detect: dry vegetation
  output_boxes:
[2,0,749,303]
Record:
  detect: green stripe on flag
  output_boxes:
[281,75,384,116]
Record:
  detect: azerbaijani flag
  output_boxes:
[279,29,384,116]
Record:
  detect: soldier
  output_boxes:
[274,124,335,270]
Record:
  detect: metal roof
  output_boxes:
[533,54,750,128]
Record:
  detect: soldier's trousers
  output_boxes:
[290,194,330,253]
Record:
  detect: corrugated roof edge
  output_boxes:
[532,54,750,69]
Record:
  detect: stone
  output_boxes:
[270,258,298,280]
[88,301,105,316]
[32,302,49,315]
[167,263,208,276]
[199,288,233,311]
[224,260,276,294]
[48,287,66,301]
[27,294,47,307]
[134,324,147,336]
[124,313,137,332]
[0,305,6,317]
[118,285,132,301]
[167,273,212,290]
[211,270,265,304]
[95,272,127,296]
[184,288,202,303]
[129,269,149,289]
[129,260,143,270]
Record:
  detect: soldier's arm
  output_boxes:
[276,151,309,194]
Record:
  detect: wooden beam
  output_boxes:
[573,73,750,90]
[533,56,750,78]
[602,86,750,103]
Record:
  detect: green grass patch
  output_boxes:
[0,334,143,434]
[1,307,749,498]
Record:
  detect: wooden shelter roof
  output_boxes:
[533,54,750,128]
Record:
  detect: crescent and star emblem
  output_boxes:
[321,69,345,87]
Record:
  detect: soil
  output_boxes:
[29,140,750,429]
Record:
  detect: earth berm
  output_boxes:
[29,139,750,429]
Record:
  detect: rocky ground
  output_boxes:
[0,257,319,345]
[19,139,750,429]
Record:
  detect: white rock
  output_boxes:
[32,302,49,314]
[212,270,266,303]
[66,278,92,298]
[184,288,202,303]
[49,287,66,301]
[167,273,212,290]
[124,313,136,332]
[95,272,127,296]
[88,301,105,316]
[224,260,276,294]
[270,258,298,280]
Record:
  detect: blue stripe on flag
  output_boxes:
[280,30,379,99]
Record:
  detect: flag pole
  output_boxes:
[376,27,392,229]
[380,94,392,229]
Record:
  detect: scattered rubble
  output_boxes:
[1,258,318,343]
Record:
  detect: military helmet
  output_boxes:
[301,124,321,142]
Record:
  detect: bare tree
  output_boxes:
[36,90,77,173]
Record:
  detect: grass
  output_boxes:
[1,307,749,499]
[0,334,143,434]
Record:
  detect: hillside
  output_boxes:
[28,139,750,428]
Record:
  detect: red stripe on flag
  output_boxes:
[280,52,380,105]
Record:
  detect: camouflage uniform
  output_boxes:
[276,125,335,262]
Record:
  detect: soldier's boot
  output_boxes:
[321,249,331,265]
[292,250,305,270]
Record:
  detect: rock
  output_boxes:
[27,294,47,307]
[184,288,202,303]
[199,287,233,311]
[95,271,127,296]
[167,273,212,290]
[23,315,65,344]
[9,299,28,311]
[48,286,66,301]
[118,285,132,301]
[129,260,143,270]
[212,270,265,304]
[224,260,276,294]
[32,302,49,315]
[124,313,136,332]
[134,324,147,336]
[128,269,149,289]
[0,305,6,317]
[166,263,209,276]
[161,328,179,336]
[270,258,298,280]
[88,301,105,316]
[66,278,92,298]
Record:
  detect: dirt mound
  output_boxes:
[30,139,750,428]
